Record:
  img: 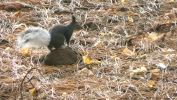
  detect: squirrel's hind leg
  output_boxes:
[51,34,65,50]
[47,44,53,51]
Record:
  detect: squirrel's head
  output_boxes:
[71,15,82,30]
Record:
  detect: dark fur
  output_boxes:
[48,16,78,50]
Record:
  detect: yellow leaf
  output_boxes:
[21,47,29,55]
[100,31,105,36]
[128,16,133,22]
[121,0,125,3]
[123,48,134,55]
[82,56,100,65]
[148,80,155,88]
[129,72,135,76]
[82,56,92,64]
[121,0,128,4]
[147,35,154,41]
[29,88,36,94]
[123,48,131,54]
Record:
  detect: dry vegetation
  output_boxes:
[0,0,177,99]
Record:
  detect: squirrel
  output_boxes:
[17,15,79,50]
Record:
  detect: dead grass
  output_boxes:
[0,0,177,99]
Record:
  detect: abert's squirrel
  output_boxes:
[17,15,78,50]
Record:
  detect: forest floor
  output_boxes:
[0,0,177,99]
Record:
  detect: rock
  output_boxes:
[43,47,78,66]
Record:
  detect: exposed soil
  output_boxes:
[0,0,177,99]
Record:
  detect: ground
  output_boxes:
[0,0,177,99]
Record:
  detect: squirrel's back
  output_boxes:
[17,27,51,48]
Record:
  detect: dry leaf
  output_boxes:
[139,66,147,72]
[100,31,105,36]
[165,20,171,23]
[129,72,135,76]
[14,23,26,31]
[146,32,158,41]
[121,0,125,3]
[21,47,29,55]
[108,30,115,35]
[123,48,134,55]
[13,11,20,17]
[166,32,172,38]
[138,33,146,39]
[29,88,36,94]
[148,80,155,88]
[78,68,94,76]
[82,56,92,64]
[91,59,101,64]
[132,66,147,73]
[111,55,117,60]
[5,47,13,51]
[121,0,128,4]
[150,69,160,73]
[82,56,100,65]
[151,73,159,80]
[128,10,134,15]
[129,66,147,75]
[111,9,117,14]
[128,16,134,22]
[62,92,68,97]
[140,10,147,14]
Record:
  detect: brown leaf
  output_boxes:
[151,73,159,80]
[148,80,155,88]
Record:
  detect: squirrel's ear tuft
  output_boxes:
[72,15,76,22]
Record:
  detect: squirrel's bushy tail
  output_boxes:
[17,27,51,48]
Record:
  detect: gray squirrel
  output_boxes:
[17,15,79,50]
